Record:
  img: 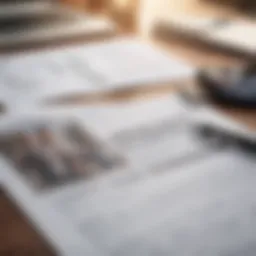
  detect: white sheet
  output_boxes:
[210,22,256,53]
[0,37,193,112]
[1,94,256,256]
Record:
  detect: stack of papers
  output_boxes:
[0,0,116,48]
[0,12,116,48]
[157,15,256,55]
[160,15,217,35]
[210,22,256,53]
[0,0,53,19]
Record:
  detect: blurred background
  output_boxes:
[0,0,256,255]
[0,0,254,39]
[1,0,255,61]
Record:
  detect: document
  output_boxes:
[158,15,256,55]
[160,15,217,35]
[0,37,193,112]
[210,22,256,53]
[1,37,254,256]
[1,94,256,256]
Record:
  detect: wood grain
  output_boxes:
[0,191,55,256]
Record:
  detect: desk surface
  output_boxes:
[0,190,55,256]
[0,2,255,255]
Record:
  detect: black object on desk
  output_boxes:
[197,63,256,109]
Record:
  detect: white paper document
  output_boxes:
[1,36,254,256]
[0,95,256,256]
[210,22,256,53]
[159,16,256,54]
[0,37,193,112]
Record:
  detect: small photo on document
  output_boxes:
[0,120,125,192]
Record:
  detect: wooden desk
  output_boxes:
[0,190,55,256]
